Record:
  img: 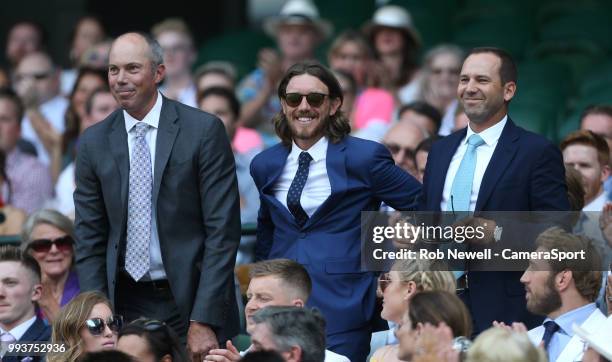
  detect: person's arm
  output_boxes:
[25,107,62,158]
[188,116,241,359]
[530,142,570,211]
[73,135,109,295]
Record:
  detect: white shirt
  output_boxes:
[440,116,507,211]
[123,91,166,280]
[274,137,331,218]
[583,191,607,212]
[21,95,69,165]
[0,316,36,341]
[160,84,197,108]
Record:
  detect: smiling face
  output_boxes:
[28,223,73,280]
[108,33,165,120]
[79,303,118,352]
[281,73,341,150]
[458,52,515,131]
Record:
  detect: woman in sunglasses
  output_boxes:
[21,209,80,323]
[48,291,123,362]
[370,259,455,362]
[117,318,188,362]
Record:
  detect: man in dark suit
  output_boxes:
[250,61,421,362]
[418,47,570,333]
[0,245,50,362]
[74,32,241,362]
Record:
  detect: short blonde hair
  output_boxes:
[466,327,547,362]
[391,258,456,293]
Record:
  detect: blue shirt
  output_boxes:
[545,303,596,362]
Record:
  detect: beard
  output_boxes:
[287,111,328,144]
[526,275,562,316]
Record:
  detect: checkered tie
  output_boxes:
[287,152,313,228]
[125,122,152,281]
[448,134,485,212]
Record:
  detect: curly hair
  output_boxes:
[274,61,351,147]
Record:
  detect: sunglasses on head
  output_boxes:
[284,92,328,107]
[378,273,393,293]
[85,315,123,336]
[28,235,74,253]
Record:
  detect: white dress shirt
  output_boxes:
[583,191,607,212]
[21,95,69,165]
[0,316,36,341]
[440,116,507,211]
[123,91,166,280]
[273,137,331,218]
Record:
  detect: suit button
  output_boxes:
[114,244,118,250]
[299,233,306,238]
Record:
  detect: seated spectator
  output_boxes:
[5,21,45,71]
[81,350,135,362]
[414,138,436,183]
[194,61,237,94]
[382,120,427,177]
[14,51,68,166]
[0,87,52,213]
[395,291,472,362]
[521,227,605,362]
[248,306,326,362]
[451,103,468,133]
[53,86,118,218]
[152,18,197,107]
[0,149,26,234]
[79,39,113,70]
[370,260,455,362]
[117,317,188,362]
[561,130,610,211]
[397,101,442,136]
[0,245,50,362]
[48,291,123,362]
[240,350,285,362]
[580,105,612,200]
[327,30,372,91]
[466,327,546,362]
[205,259,349,362]
[20,209,79,323]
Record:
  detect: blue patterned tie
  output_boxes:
[126,122,152,281]
[448,134,485,212]
[287,152,313,227]
[541,320,560,351]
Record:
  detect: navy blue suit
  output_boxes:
[2,318,50,362]
[251,136,421,362]
[419,119,570,332]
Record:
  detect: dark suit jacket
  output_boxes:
[419,118,570,332]
[2,317,50,362]
[74,96,241,338]
[251,136,421,334]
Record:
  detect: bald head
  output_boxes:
[383,121,427,175]
[111,32,164,68]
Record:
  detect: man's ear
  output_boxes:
[600,164,610,182]
[155,63,166,85]
[284,345,302,362]
[291,298,305,308]
[503,81,516,102]
[31,282,42,302]
[329,97,342,117]
[555,270,573,292]
[160,354,172,362]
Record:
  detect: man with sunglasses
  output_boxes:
[74,32,241,362]
[250,61,421,362]
[0,245,50,362]
[382,120,427,178]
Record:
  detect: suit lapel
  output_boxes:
[306,139,347,227]
[475,119,519,211]
[108,112,129,225]
[430,129,466,210]
[261,145,294,221]
[153,98,179,206]
[19,318,46,342]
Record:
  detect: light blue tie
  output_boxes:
[125,122,152,281]
[448,134,485,212]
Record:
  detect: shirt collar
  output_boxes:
[124,91,163,133]
[465,115,507,147]
[546,303,596,336]
[289,137,328,163]
[1,316,37,340]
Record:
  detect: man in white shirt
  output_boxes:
[521,227,605,362]
[14,51,68,166]
[580,105,612,201]
[0,245,50,362]
[561,130,610,211]
[205,259,350,362]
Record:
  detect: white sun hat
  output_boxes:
[263,0,334,40]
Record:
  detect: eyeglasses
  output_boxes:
[28,235,74,253]
[15,72,52,82]
[378,273,393,293]
[85,315,123,336]
[284,92,328,107]
[384,143,415,158]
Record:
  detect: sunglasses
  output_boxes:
[28,235,74,253]
[384,143,415,158]
[378,273,393,293]
[284,92,328,107]
[15,72,52,82]
[85,315,124,336]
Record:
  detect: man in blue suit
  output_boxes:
[418,47,570,333]
[250,61,421,362]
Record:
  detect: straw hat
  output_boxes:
[363,5,421,48]
[263,0,334,40]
